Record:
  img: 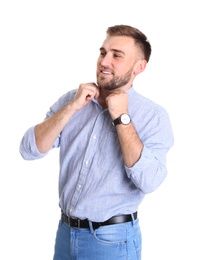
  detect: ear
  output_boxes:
[134,59,147,76]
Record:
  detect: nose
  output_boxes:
[100,53,111,67]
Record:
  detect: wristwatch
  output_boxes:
[113,113,131,126]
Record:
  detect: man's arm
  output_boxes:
[115,123,143,167]
[106,89,143,167]
[35,83,99,153]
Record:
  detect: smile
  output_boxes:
[101,70,112,75]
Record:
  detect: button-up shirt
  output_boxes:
[19,86,174,222]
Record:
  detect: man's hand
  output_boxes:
[106,90,129,120]
[72,83,100,111]
[34,83,99,153]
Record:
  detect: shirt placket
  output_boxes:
[68,111,105,216]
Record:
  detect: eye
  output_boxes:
[114,54,121,58]
[100,51,106,57]
[113,52,123,58]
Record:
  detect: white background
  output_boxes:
[0,0,211,259]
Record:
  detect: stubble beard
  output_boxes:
[97,67,133,91]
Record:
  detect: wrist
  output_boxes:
[112,113,131,126]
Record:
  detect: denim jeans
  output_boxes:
[53,217,142,260]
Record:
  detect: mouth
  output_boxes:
[100,69,113,76]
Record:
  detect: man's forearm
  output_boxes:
[35,102,77,153]
[116,123,143,168]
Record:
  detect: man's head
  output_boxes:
[106,25,151,62]
[96,25,151,91]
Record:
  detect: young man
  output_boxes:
[20,24,174,260]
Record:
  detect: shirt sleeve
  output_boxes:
[125,111,174,193]
[19,126,49,160]
[19,90,77,160]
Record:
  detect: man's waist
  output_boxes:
[61,212,137,230]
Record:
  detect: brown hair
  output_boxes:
[106,25,152,62]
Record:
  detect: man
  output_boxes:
[19,24,174,260]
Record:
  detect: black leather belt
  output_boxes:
[61,212,137,230]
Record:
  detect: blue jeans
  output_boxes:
[53,217,142,260]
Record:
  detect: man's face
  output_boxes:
[96,36,139,91]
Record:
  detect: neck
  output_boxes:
[97,88,110,109]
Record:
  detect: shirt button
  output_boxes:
[70,208,73,214]
[93,135,96,139]
[78,184,81,189]
[85,160,89,165]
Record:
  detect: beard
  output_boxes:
[97,66,133,91]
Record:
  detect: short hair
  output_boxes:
[106,25,152,62]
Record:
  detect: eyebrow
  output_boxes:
[100,47,126,55]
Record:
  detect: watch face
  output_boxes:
[121,114,131,125]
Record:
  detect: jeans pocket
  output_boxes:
[93,225,127,245]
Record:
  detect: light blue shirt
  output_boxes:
[19,86,174,222]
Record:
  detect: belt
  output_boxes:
[61,212,137,230]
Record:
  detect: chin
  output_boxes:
[97,79,106,89]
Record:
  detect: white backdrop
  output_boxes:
[1,0,211,259]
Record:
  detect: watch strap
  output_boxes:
[113,117,121,126]
[112,113,131,126]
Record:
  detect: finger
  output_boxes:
[85,84,99,99]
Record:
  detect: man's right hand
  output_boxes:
[71,83,99,111]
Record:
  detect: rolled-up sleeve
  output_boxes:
[125,110,174,193]
[19,126,49,160]
[19,91,73,160]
